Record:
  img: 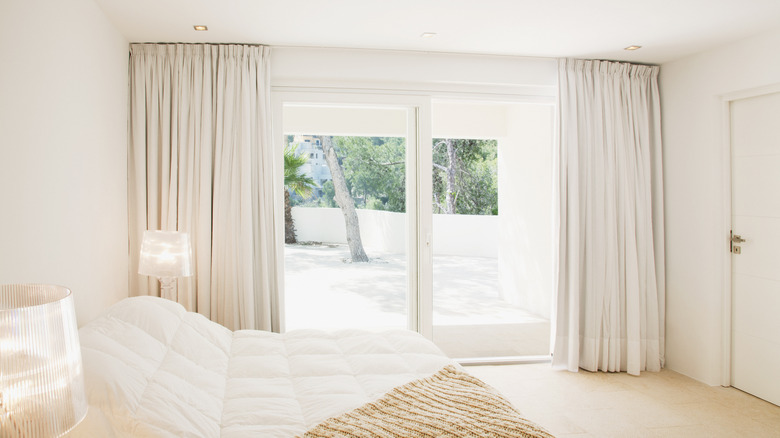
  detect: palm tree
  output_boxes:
[284,144,316,244]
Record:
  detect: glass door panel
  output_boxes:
[430,101,554,359]
[281,104,416,331]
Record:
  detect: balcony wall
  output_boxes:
[291,207,498,258]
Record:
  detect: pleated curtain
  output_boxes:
[128,44,278,331]
[553,58,666,375]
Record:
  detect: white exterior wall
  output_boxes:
[0,0,129,325]
[291,207,498,258]
[660,25,780,385]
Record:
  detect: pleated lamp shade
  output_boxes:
[0,284,88,437]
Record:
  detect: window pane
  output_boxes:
[282,105,411,331]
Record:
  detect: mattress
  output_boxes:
[71,296,454,437]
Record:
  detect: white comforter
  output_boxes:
[72,296,453,437]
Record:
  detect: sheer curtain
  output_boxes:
[553,58,665,375]
[128,44,278,331]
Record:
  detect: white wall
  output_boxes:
[661,25,780,385]
[271,47,557,97]
[291,207,498,258]
[0,0,129,325]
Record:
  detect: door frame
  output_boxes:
[719,82,780,386]
[270,90,433,336]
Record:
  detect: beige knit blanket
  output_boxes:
[300,365,555,438]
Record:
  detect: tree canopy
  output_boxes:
[432,138,497,215]
[287,136,498,216]
[337,136,406,212]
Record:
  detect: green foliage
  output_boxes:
[287,135,498,216]
[334,136,407,213]
[284,144,316,198]
[432,138,498,215]
[320,180,337,208]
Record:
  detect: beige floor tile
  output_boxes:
[733,419,780,437]
[647,424,738,438]
[562,408,663,437]
[708,387,780,419]
[467,363,780,438]
[756,415,780,428]
[523,412,587,435]
[619,401,700,429]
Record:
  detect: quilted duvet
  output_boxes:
[71,296,453,437]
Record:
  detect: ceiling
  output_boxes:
[93,0,780,64]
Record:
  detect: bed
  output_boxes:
[71,296,553,437]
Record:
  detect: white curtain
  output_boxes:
[128,44,278,331]
[553,58,665,375]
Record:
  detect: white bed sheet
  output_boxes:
[72,296,453,437]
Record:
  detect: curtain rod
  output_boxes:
[130,42,266,47]
[128,43,657,66]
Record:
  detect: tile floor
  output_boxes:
[467,363,780,437]
[285,244,552,357]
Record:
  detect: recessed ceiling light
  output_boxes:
[193,25,208,31]
[624,45,642,51]
[420,32,437,38]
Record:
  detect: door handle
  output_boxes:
[731,233,746,254]
[731,234,746,243]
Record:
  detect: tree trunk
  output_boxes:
[284,189,297,244]
[445,139,457,214]
[320,136,369,262]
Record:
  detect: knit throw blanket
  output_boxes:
[300,365,555,438]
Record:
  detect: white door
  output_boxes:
[730,90,780,406]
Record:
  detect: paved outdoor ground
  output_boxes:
[284,243,550,358]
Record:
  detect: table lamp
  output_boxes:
[138,230,193,301]
[0,284,88,437]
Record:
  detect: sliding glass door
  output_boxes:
[274,93,554,361]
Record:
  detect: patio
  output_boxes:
[284,243,550,358]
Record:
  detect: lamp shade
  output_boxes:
[0,284,87,437]
[138,230,193,278]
